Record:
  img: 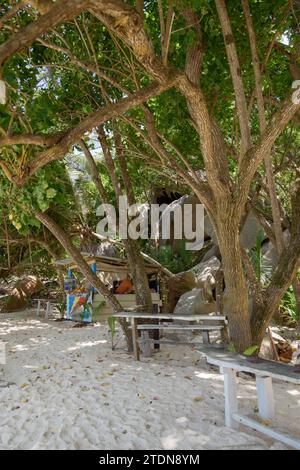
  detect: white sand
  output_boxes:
[0,310,299,450]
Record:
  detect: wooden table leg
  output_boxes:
[131,318,140,361]
[223,367,239,429]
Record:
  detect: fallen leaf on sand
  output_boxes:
[194,396,204,402]
[100,383,110,387]
[138,393,145,400]
[258,419,272,426]
[20,383,29,389]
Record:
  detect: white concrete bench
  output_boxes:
[113,312,228,360]
[35,299,60,319]
[0,341,5,365]
[137,322,226,352]
[199,345,300,450]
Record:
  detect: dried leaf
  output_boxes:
[20,383,29,389]
[193,396,204,402]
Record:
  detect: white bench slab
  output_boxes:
[113,312,227,322]
[113,312,227,360]
[36,299,59,319]
[198,345,300,450]
[137,324,224,331]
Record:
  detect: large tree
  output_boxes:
[0,0,299,351]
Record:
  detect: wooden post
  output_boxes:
[131,317,140,361]
[223,367,239,429]
[256,375,275,420]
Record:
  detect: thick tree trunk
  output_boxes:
[114,130,153,312]
[293,280,300,331]
[97,127,153,312]
[252,251,300,346]
[215,207,252,352]
[123,239,152,311]
[35,211,132,349]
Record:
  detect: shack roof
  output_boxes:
[54,252,163,275]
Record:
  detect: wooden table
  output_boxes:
[113,312,227,361]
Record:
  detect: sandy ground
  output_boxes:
[0,309,299,450]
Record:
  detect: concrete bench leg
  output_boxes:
[140,331,152,357]
[131,318,140,361]
[36,300,41,317]
[256,375,275,420]
[203,330,210,344]
[223,367,239,429]
[45,302,51,319]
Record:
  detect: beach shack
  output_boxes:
[55,253,163,322]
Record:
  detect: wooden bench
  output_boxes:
[198,345,300,450]
[113,312,228,360]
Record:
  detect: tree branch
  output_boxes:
[216,0,252,155]
[237,96,300,198]
[0,81,176,184]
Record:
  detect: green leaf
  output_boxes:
[46,188,57,199]
[243,345,258,357]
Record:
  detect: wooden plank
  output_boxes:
[198,345,300,384]
[131,317,140,361]
[136,324,224,331]
[232,413,300,450]
[113,312,227,321]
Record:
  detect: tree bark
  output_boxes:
[243,0,283,253]
[243,0,300,331]
[216,0,252,156]
[214,204,253,352]
[113,130,153,311]
[35,210,132,349]
[84,130,153,313]
[251,180,300,344]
